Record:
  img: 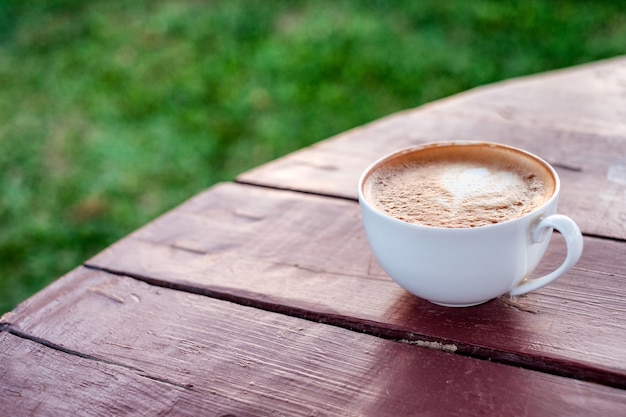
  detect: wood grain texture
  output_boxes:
[0,332,191,416]
[237,56,626,239]
[3,268,625,417]
[85,183,626,388]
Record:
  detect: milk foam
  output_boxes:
[365,147,553,228]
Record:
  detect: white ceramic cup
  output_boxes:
[358,142,583,307]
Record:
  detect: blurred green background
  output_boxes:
[1,0,625,314]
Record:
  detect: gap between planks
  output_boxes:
[234,179,360,203]
[0,323,195,390]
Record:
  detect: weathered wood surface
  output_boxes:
[86,182,626,388]
[0,332,191,416]
[237,56,626,240]
[2,268,625,416]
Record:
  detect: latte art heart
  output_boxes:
[440,166,524,208]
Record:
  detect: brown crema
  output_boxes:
[363,143,556,228]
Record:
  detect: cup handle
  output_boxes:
[509,214,583,297]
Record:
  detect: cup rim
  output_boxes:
[358,141,561,230]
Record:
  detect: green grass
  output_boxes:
[1,0,625,314]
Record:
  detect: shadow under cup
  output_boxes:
[358,142,583,307]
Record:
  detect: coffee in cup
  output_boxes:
[358,142,583,307]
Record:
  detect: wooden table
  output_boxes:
[2,57,626,416]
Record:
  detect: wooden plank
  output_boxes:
[237,57,626,239]
[427,56,626,138]
[0,332,192,416]
[2,268,625,416]
[85,182,626,388]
